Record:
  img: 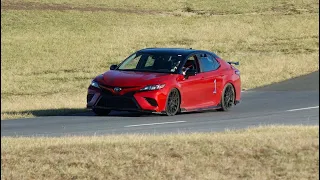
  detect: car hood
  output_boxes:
[97,70,172,87]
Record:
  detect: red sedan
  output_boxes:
[87,48,241,116]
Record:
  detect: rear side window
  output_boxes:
[199,54,220,72]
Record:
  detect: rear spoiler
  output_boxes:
[227,61,240,65]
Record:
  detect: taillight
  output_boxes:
[235,69,240,75]
[230,64,240,75]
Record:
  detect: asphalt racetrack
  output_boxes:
[1,71,319,137]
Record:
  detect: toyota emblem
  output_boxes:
[114,87,122,92]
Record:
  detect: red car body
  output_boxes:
[87,48,241,116]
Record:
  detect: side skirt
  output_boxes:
[179,105,222,113]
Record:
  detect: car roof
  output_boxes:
[137,48,216,57]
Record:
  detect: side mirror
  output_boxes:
[185,69,197,78]
[110,64,118,70]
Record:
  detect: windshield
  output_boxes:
[117,53,182,73]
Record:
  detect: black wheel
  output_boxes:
[218,83,235,111]
[92,108,111,116]
[165,88,180,116]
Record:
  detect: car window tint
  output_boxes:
[208,55,220,70]
[199,54,220,72]
[183,55,200,73]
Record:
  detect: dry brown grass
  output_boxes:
[1,0,319,119]
[1,125,319,180]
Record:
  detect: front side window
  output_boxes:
[182,55,200,74]
[199,54,220,72]
[117,53,182,73]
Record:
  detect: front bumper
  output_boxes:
[86,86,167,112]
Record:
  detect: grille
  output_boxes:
[99,85,138,96]
[100,88,113,96]
[100,88,136,97]
[96,96,139,109]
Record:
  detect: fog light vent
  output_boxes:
[144,97,158,107]
[87,94,94,103]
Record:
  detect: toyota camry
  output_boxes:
[87,48,241,116]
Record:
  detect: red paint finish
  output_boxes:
[87,48,241,114]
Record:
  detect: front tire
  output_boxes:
[92,108,111,116]
[165,88,180,116]
[218,83,235,111]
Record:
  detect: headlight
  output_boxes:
[90,81,100,89]
[140,84,165,91]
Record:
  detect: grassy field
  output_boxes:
[1,125,318,179]
[1,0,319,119]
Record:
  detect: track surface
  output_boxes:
[1,71,319,137]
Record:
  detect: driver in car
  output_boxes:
[182,61,195,75]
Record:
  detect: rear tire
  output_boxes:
[165,88,181,116]
[218,83,235,111]
[92,108,111,116]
